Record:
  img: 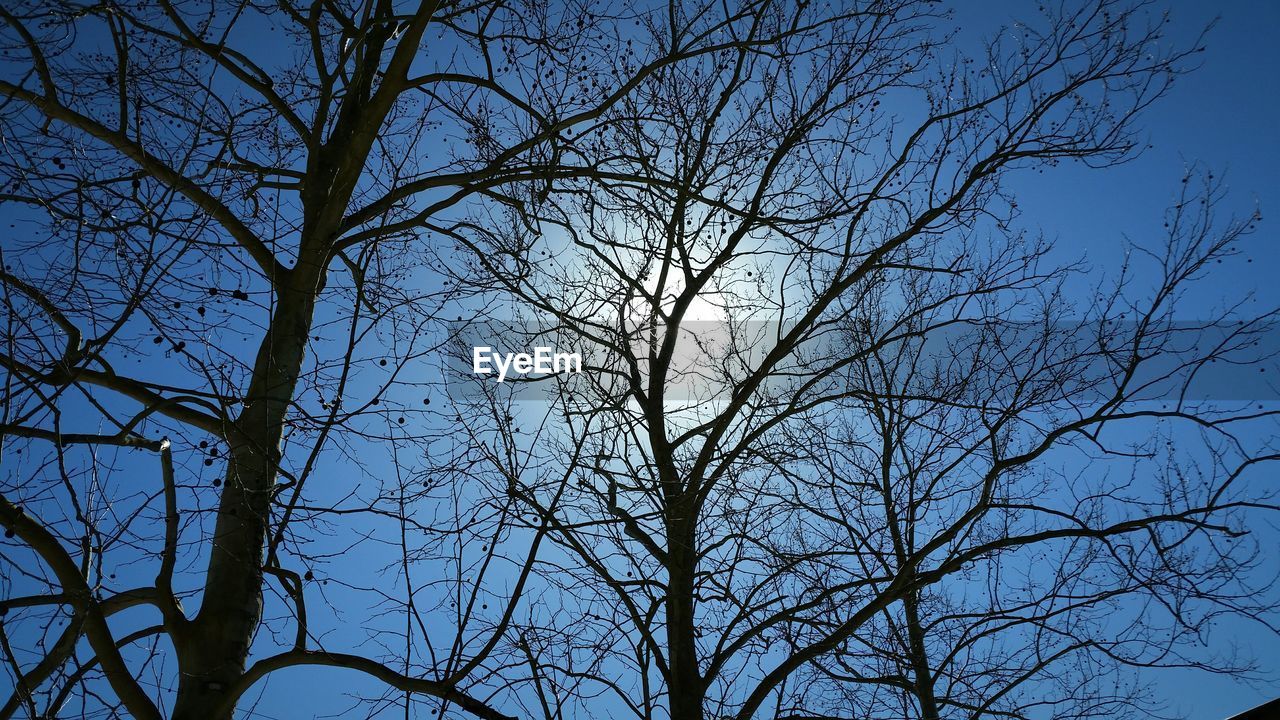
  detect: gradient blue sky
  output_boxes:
[2,2,1277,719]
[256,4,1280,716]
[964,2,1280,717]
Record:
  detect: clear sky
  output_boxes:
[1,2,1277,719]
[963,2,1280,717]
[262,4,1280,716]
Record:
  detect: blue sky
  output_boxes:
[2,2,1278,719]
[277,3,1280,714]
[962,2,1280,717]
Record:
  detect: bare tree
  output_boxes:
[0,0,765,717]
[436,2,1280,719]
[1,1,1276,720]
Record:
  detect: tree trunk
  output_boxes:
[171,259,324,719]
[903,592,941,720]
[667,515,704,720]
